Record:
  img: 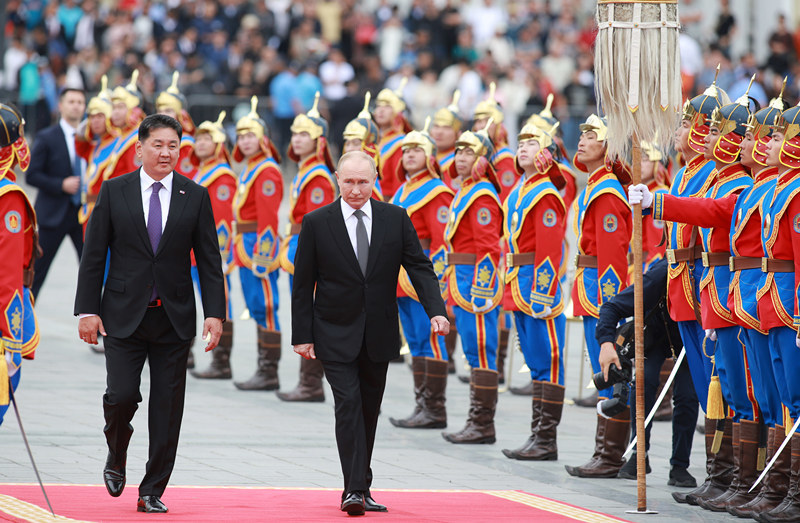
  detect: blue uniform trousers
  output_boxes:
[514,311,565,385]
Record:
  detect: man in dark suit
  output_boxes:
[292,151,450,516]
[74,114,225,514]
[26,87,87,298]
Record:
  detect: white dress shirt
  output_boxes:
[59,118,84,175]
[140,168,172,233]
[341,198,372,258]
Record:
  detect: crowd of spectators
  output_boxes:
[4,0,800,156]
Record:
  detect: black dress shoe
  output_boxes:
[103,452,126,497]
[137,495,168,513]
[365,494,388,512]
[341,492,365,516]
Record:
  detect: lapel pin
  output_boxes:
[179,190,185,194]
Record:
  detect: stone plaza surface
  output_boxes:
[0,184,736,522]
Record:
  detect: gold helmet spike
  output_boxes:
[308,91,321,118]
[167,71,180,94]
[449,90,461,112]
[100,75,108,95]
[396,76,408,97]
[357,92,371,119]
[127,69,139,92]
[769,77,788,111]
[156,71,185,113]
[235,96,266,139]
[422,115,431,134]
[473,82,503,123]
[402,116,435,157]
[111,69,141,110]
[541,93,554,119]
[88,74,113,117]
[734,74,756,107]
[704,64,721,99]
[197,110,227,144]
[375,78,407,114]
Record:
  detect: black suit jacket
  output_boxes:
[74,170,225,340]
[26,123,78,229]
[291,198,447,363]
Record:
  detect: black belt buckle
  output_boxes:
[148,299,162,308]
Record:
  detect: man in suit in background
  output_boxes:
[26,87,86,298]
[75,114,225,514]
[292,151,450,516]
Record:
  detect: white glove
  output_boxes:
[532,306,552,319]
[705,329,717,342]
[471,297,493,314]
[5,351,18,377]
[628,183,653,209]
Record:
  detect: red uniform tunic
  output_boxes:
[102,126,140,180]
[193,160,236,266]
[571,167,632,318]
[278,156,336,274]
[76,132,117,228]
[377,129,405,200]
[175,135,198,178]
[233,152,283,273]
[492,143,520,202]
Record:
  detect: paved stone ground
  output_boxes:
[0,178,738,522]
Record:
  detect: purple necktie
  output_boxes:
[148,181,163,301]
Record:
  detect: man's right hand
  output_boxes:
[627,183,653,209]
[599,341,621,382]
[79,315,106,345]
[62,175,81,195]
[294,343,316,360]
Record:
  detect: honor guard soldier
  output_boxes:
[564,114,633,479]
[638,141,670,272]
[230,97,285,391]
[342,92,383,201]
[188,112,237,380]
[727,95,787,519]
[500,123,568,461]
[473,82,519,203]
[747,103,800,523]
[373,79,412,200]
[277,92,336,402]
[76,75,117,235]
[155,72,197,178]
[432,91,463,192]
[526,94,578,210]
[103,71,146,181]
[632,86,758,510]
[0,104,40,425]
[388,118,454,430]
[440,122,504,445]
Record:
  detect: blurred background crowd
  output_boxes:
[3,0,800,158]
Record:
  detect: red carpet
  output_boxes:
[0,484,633,522]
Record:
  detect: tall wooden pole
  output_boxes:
[630,137,646,511]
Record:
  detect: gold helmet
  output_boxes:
[196,110,227,144]
[87,75,113,118]
[456,117,495,159]
[473,82,503,124]
[291,92,328,140]
[0,102,30,180]
[155,72,186,114]
[235,96,267,140]
[432,90,463,131]
[375,77,407,115]
[517,121,555,150]
[579,114,609,142]
[747,78,786,166]
[111,70,142,110]
[402,116,437,158]
[682,65,730,154]
[709,75,756,164]
[343,92,379,144]
[527,93,559,136]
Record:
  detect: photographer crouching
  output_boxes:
[595,258,698,487]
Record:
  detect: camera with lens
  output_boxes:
[592,321,634,418]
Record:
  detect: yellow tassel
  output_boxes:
[0,352,8,407]
[787,417,794,437]
[757,446,766,471]
[707,375,725,420]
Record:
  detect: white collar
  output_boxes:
[340,198,372,220]
[139,168,174,193]
[59,118,77,136]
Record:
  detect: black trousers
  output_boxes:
[630,352,698,469]
[32,213,83,298]
[102,305,191,497]
[320,342,389,497]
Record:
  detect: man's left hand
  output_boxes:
[202,317,223,352]
[431,315,450,335]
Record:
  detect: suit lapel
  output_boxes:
[157,173,190,255]
[365,201,385,278]
[327,198,363,277]
[122,171,151,253]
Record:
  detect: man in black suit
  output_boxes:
[74,114,225,514]
[26,87,87,298]
[292,151,450,516]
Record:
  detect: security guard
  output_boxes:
[230,97,285,391]
[0,103,40,426]
[388,118,454,430]
[188,112,237,380]
[277,92,336,402]
[155,72,197,178]
[440,122,503,445]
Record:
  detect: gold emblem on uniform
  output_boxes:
[536,271,551,291]
[602,279,617,299]
[477,266,491,286]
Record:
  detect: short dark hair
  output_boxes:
[139,113,182,142]
[59,87,85,100]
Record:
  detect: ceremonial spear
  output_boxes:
[594,0,681,513]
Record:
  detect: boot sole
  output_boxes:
[234,384,279,391]
[390,421,447,429]
[443,436,496,444]
[190,373,232,379]
[276,395,325,402]
[564,465,620,478]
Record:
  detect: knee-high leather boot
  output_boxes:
[684,417,735,506]
[704,419,759,511]
[276,357,325,402]
[191,322,233,379]
[565,407,630,478]
[390,357,427,427]
[442,368,497,444]
[731,425,791,517]
[234,326,280,390]
[758,432,800,523]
